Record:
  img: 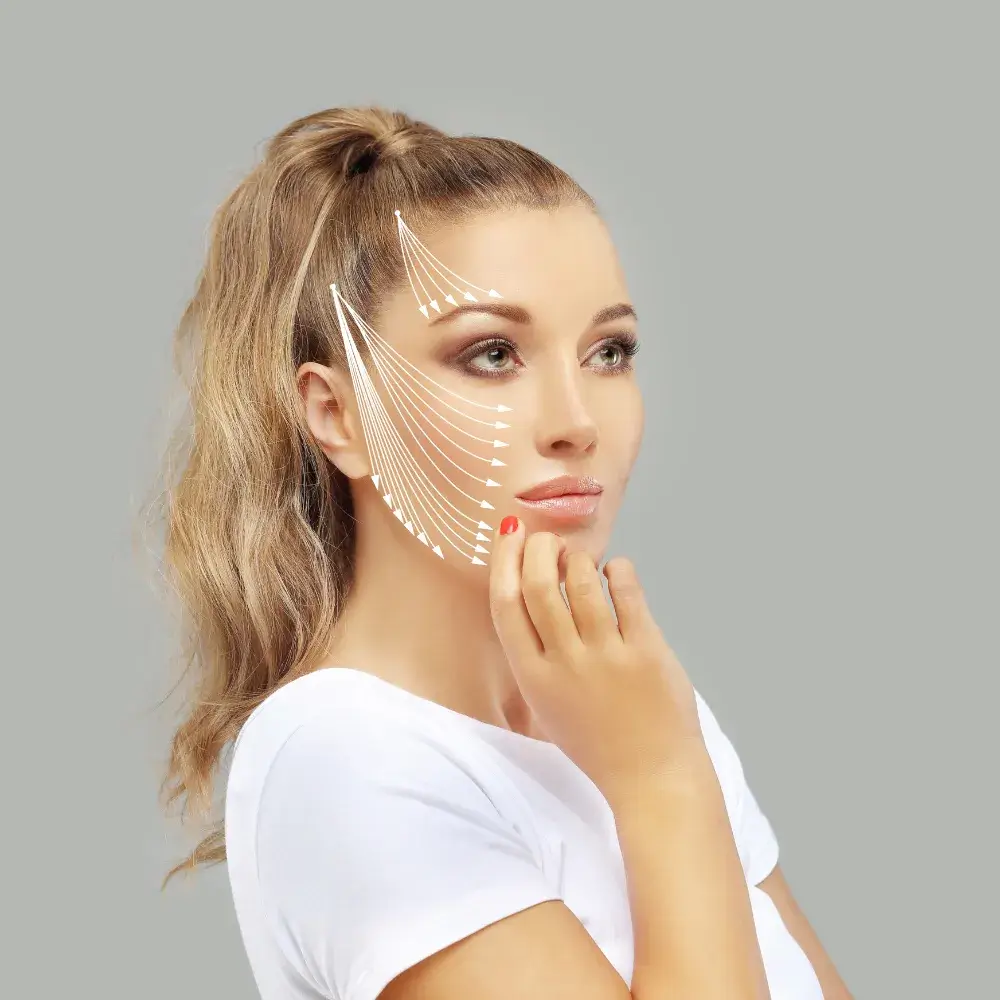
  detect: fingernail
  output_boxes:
[500,515,519,535]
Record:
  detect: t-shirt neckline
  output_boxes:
[311,665,564,755]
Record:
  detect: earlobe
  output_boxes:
[297,362,370,480]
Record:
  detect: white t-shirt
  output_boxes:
[225,667,823,1000]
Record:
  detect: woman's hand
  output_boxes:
[488,518,710,806]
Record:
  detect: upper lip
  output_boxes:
[516,475,604,501]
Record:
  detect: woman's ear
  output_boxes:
[297,362,370,480]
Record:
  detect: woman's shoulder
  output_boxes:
[225,669,561,1000]
[226,667,507,824]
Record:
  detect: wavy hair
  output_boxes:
[148,106,595,887]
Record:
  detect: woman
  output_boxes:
[158,106,853,1000]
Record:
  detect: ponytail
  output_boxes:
[151,105,594,885]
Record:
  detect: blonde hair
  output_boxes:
[151,106,595,887]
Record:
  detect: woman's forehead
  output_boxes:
[428,205,618,274]
[381,205,629,331]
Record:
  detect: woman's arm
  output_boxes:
[609,753,772,1000]
[382,753,771,1000]
[758,865,855,999]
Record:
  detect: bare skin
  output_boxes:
[300,203,642,737]
[297,203,854,999]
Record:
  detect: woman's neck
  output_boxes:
[315,514,533,735]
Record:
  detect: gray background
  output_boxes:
[2,1,996,996]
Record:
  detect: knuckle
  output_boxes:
[565,552,597,586]
[566,574,600,600]
[604,643,631,668]
[490,586,520,608]
[521,575,552,603]
[525,530,558,558]
[615,579,642,600]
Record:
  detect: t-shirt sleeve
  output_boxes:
[694,687,780,886]
[738,772,780,886]
[253,712,562,1000]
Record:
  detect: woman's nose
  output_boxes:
[534,367,599,458]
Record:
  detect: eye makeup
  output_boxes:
[446,330,641,380]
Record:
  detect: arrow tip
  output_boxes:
[471,556,487,566]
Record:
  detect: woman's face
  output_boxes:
[349,202,644,577]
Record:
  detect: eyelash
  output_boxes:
[455,332,641,380]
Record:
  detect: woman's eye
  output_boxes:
[587,336,640,373]
[593,344,623,367]
[457,335,639,378]
[461,342,519,377]
[476,346,513,370]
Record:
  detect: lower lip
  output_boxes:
[514,493,602,518]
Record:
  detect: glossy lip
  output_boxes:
[514,493,602,519]
[514,475,604,522]
[515,474,604,502]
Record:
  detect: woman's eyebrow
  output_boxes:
[591,302,638,325]
[428,301,638,327]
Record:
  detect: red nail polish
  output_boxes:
[500,515,519,535]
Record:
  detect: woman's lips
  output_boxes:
[514,493,602,519]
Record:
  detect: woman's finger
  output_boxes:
[520,531,582,655]
[488,515,543,660]
[564,550,619,647]
[603,557,658,644]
